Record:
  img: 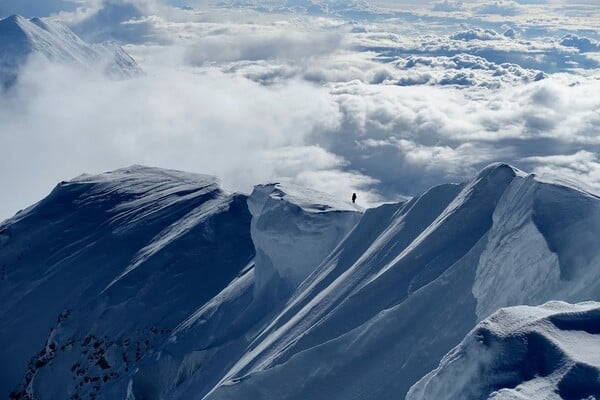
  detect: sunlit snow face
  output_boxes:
[0,0,599,220]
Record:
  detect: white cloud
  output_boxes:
[559,34,600,53]
[523,151,600,194]
[184,30,343,65]
[475,1,522,16]
[260,146,382,205]
[450,28,501,41]
[0,57,346,219]
[310,76,600,196]
[1,1,599,220]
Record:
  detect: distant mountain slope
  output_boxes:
[407,301,600,400]
[0,15,140,87]
[1,163,599,399]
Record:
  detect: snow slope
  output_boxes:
[201,164,600,400]
[249,183,362,300]
[0,167,362,399]
[121,182,362,400]
[407,301,600,400]
[1,163,599,399]
[0,15,140,87]
[0,166,254,399]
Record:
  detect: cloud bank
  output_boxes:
[0,0,599,220]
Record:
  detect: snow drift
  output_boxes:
[407,301,600,400]
[249,183,362,300]
[1,163,599,400]
[0,15,140,87]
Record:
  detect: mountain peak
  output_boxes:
[0,15,43,37]
[65,165,219,194]
[0,14,31,36]
[0,14,141,87]
[475,162,527,180]
[1,14,27,24]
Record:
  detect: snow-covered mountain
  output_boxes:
[1,163,599,399]
[0,15,140,87]
[198,164,600,400]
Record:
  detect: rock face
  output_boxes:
[0,15,141,87]
[1,163,600,400]
[407,301,600,400]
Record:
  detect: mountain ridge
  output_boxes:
[1,162,599,400]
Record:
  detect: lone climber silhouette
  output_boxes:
[352,193,357,204]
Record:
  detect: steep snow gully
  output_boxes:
[1,163,599,399]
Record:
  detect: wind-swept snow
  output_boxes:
[121,182,362,400]
[0,166,254,399]
[2,163,600,399]
[202,163,600,400]
[0,14,140,87]
[249,183,362,299]
[407,301,600,400]
[474,173,600,319]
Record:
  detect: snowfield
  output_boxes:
[407,301,600,400]
[1,163,599,399]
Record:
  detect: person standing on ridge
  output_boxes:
[352,193,357,204]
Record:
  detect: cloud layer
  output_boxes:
[0,0,599,220]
